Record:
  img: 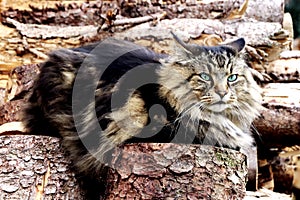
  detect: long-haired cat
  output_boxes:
[23,32,262,197]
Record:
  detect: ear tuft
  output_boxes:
[225,38,246,52]
[170,31,190,51]
[170,31,204,55]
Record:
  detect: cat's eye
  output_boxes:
[200,72,211,81]
[227,74,238,82]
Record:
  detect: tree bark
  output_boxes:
[0,135,85,199]
[244,0,284,23]
[252,83,300,149]
[0,133,293,200]
[254,51,300,83]
[105,143,248,199]
[254,103,300,149]
[1,0,284,25]
[0,64,39,125]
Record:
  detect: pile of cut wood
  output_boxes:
[0,0,299,199]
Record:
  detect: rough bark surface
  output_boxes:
[255,51,300,83]
[105,143,247,199]
[0,135,85,199]
[0,133,291,199]
[0,64,39,125]
[254,104,300,148]
[1,0,284,25]
[254,84,300,149]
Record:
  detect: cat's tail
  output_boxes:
[21,46,109,199]
[22,49,81,137]
[22,88,60,137]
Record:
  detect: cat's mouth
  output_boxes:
[211,101,226,105]
[207,101,228,112]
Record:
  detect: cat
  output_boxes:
[22,32,262,196]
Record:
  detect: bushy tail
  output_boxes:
[22,90,60,137]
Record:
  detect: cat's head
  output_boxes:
[159,32,262,122]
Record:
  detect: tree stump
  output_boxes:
[105,143,248,199]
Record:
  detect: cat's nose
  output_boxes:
[216,91,227,99]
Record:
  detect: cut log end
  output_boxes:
[105,143,248,199]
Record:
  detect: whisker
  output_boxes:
[167,101,205,142]
[200,96,212,103]
[173,102,202,124]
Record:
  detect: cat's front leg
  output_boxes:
[240,145,258,190]
[104,93,149,148]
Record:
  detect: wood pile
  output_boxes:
[0,0,299,199]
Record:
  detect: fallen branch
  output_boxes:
[28,48,48,59]
[5,17,98,39]
[99,12,167,31]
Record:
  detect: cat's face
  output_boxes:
[184,48,249,113]
[159,34,262,121]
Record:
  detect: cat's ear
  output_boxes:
[225,38,246,53]
[171,31,204,55]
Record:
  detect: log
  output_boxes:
[0,129,293,200]
[0,121,25,135]
[0,64,39,125]
[5,63,40,102]
[119,0,284,22]
[254,103,300,149]
[253,51,300,83]
[1,0,284,26]
[0,135,85,199]
[261,83,300,105]
[0,133,291,199]
[257,146,300,195]
[0,100,26,125]
[113,18,291,63]
[105,143,248,199]
[245,189,291,200]
[6,15,288,45]
[244,0,284,23]
[5,18,99,39]
[253,83,300,149]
